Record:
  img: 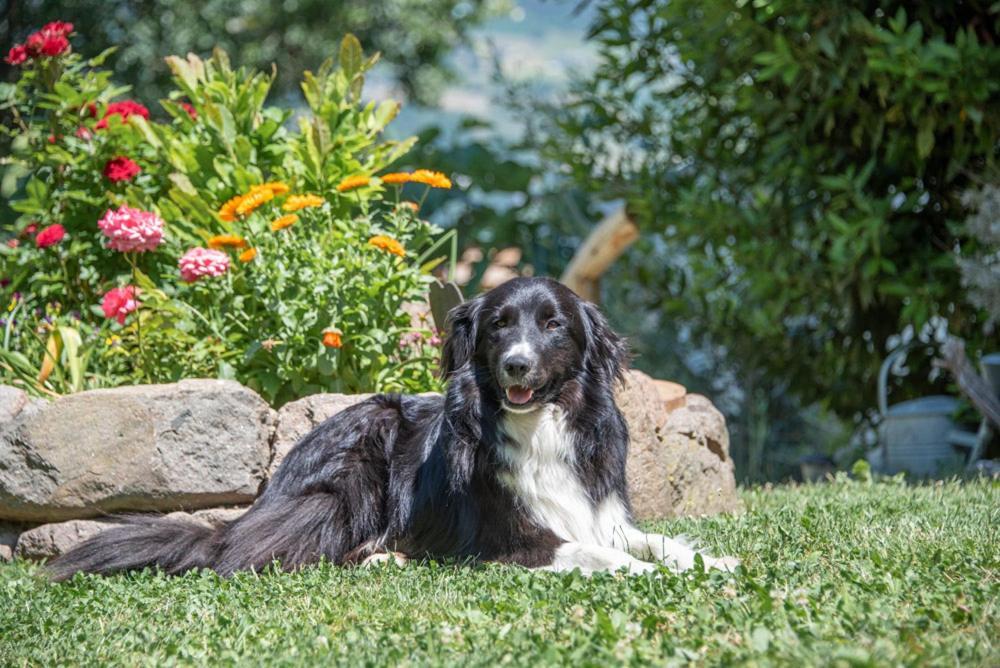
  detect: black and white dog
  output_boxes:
[51,277,736,579]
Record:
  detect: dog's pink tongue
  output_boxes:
[506,386,534,405]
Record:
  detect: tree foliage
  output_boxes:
[1,0,507,103]
[547,0,1000,419]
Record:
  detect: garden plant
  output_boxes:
[1,24,455,405]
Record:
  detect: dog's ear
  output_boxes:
[580,300,629,385]
[439,297,482,378]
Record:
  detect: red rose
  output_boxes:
[103,156,142,183]
[23,224,38,236]
[95,100,150,130]
[25,31,68,57]
[180,102,198,120]
[5,45,28,65]
[35,224,66,249]
[39,34,69,57]
[40,22,74,37]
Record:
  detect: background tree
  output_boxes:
[535,1,999,476]
[1,0,507,104]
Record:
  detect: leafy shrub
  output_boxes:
[1,26,453,404]
[543,1,999,420]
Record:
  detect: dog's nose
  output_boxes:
[503,355,532,380]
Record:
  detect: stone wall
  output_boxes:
[0,372,740,560]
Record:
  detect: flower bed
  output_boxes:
[1,25,453,404]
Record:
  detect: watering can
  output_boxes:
[875,345,966,476]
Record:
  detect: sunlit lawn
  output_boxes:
[1,478,997,666]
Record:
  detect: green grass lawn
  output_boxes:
[1,478,997,666]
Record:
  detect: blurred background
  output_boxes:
[3,0,997,482]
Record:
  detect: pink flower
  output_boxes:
[5,45,28,65]
[35,224,65,248]
[178,247,230,283]
[97,206,164,253]
[75,126,92,141]
[95,100,150,130]
[101,286,138,325]
[103,156,141,182]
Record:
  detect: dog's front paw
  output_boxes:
[361,551,409,568]
[706,555,740,572]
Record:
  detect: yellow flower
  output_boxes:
[380,172,412,185]
[218,195,244,222]
[283,194,325,212]
[236,188,274,216]
[207,234,248,250]
[270,213,299,231]
[336,175,370,192]
[410,169,452,189]
[368,234,406,257]
[322,328,343,349]
[105,334,121,347]
[238,248,258,263]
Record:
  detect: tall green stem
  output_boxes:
[127,254,148,382]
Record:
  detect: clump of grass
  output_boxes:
[1,478,997,666]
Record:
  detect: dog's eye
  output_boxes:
[495,319,508,329]
[546,319,562,330]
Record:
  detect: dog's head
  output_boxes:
[441,277,627,412]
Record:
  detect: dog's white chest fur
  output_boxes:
[497,406,628,546]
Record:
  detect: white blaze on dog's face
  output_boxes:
[477,279,587,412]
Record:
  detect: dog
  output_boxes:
[50,277,737,579]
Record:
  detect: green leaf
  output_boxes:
[340,34,363,78]
[916,115,935,158]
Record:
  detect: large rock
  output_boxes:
[617,370,740,520]
[14,506,248,560]
[0,385,30,422]
[0,380,275,522]
[271,372,738,521]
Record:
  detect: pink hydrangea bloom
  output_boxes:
[97,206,164,253]
[178,247,230,283]
[101,286,138,325]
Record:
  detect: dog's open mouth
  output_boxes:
[504,385,534,405]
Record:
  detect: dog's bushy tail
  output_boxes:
[48,493,369,581]
[47,515,220,581]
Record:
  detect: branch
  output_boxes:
[933,337,1000,430]
[560,207,639,302]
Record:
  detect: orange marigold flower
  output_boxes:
[337,175,370,192]
[396,200,420,213]
[322,328,343,349]
[380,172,412,185]
[283,194,325,212]
[236,187,274,216]
[270,213,299,231]
[368,234,406,257]
[410,169,452,189]
[256,181,290,196]
[218,195,244,222]
[238,248,258,263]
[207,234,248,250]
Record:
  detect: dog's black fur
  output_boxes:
[49,277,632,579]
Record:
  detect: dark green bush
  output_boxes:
[546,1,999,419]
